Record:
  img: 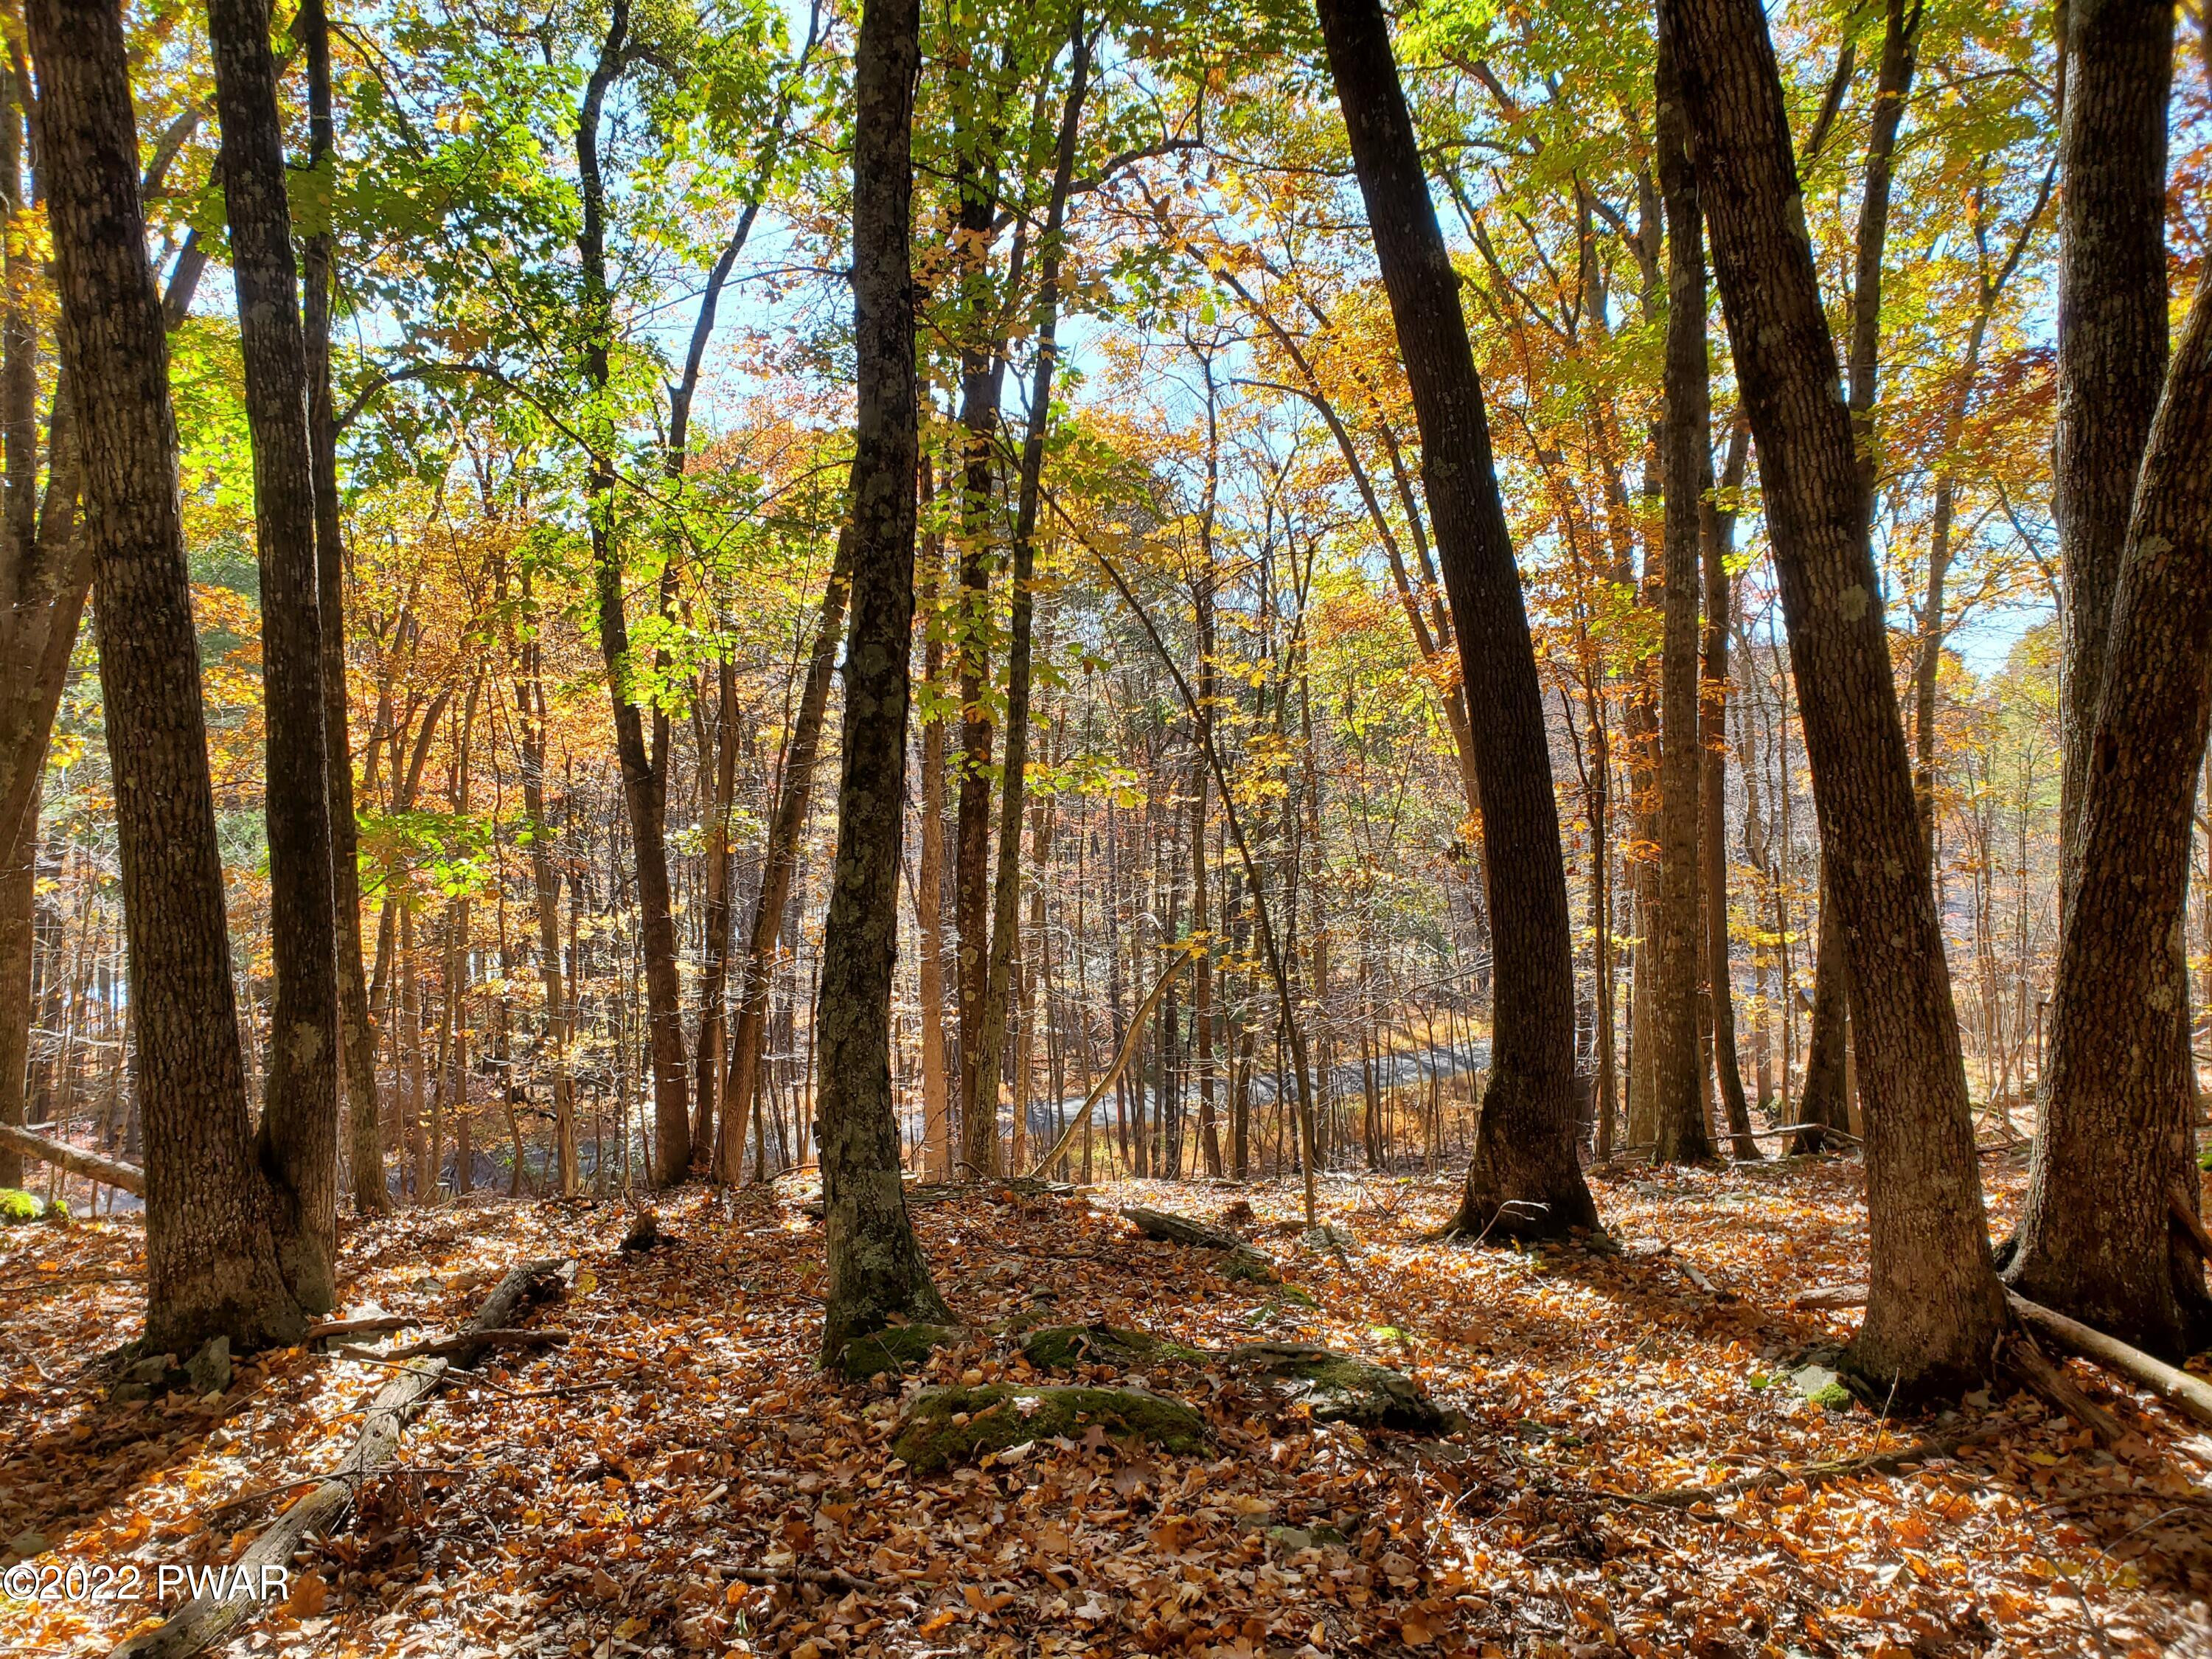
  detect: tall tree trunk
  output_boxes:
[717,529,852,1181]
[818,0,951,1360]
[35,0,302,1349]
[297,0,385,1215]
[577,0,689,1185]
[917,479,954,1178]
[1666,0,2003,1396]
[1651,31,1711,1164]
[1792,872,1854,1150]
[1315,0,1599,1241]
[973,24,1091,1150]
[2054,0,2172,919]
[695,655,738,1155]
[207,0,339,1311]
[2007,1,2202,1355]
[1798,0,1921,1125]
[1702,424,1759,1157]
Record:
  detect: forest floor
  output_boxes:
[5,1158,2212,1658]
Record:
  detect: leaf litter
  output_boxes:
[4,1160,2212,1657]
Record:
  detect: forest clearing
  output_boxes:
[3,0,2212,1652]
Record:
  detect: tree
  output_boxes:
[1649,24,1712,1166]
[296,0,389,1215]
[206,0,341,1310]
[816,0,953,1360]
[1664,0,2004,1395]
[32,0,302,1354]
[1314,0,1599,1242]
[2005,0,2203,1354]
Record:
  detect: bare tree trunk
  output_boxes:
[817,0,952,1360]
[1651,32,1711,1164]
[1667,0,2003,1396]
[917,487,954,1179]
[973,27,1091,1157]
[1702,425,1759,1157]
[576,1,688,1184]
[35,0,303,1349]
[209,0,340,1312]
[1316,0,1599,1240]
[694,657,738,1156]
[296,0,384,1216]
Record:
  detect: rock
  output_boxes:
[1225,1342,1459,1433]
[835,1322,963,1382]
[186,1335,232,1396]
[893,1384,1209,1474]
[124,1353,174,1385]
[41,1196,69,1228]
[1262,1523,1347,1551]
[7,1529,47,1563]
[0,1188,38,1224]
[109,1382,150,1404]
[1020,1324,1200,1371]
[1218,1248,1279,1285]
[1789,1363,1854,1413]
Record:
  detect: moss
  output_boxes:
[892,1384,1209,1474]
[0,1189,37,1225]
[1229,1342,1458,1434]
[1021,1324,1206,1371]
[1808,1380,1854,1413]
[834,1322,962,1382]
[1219,1248,1278,1284]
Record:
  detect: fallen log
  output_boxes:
[111,1256,569,1659]
[0,1121,145,1197]
[1120,1206,1244,1253]
[332,1327,571,1364]
[304,1314,422,1346]
[1999,1332,2128,1447]
[1790,1283,1870,1311]
[2006,1290,2212,1433]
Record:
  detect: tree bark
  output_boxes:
[33,0,303,1351]
[207,0,341,1312]
[576,0,689,1185]
[1651,29,1712,1165]
[2053,0,2172,919]
[1702,424,1759,1157]
[296,0,385,1217]
[1315,0,1599,1242]
[1666,0,2005,1396]
[917,473,954,1179]
[817,0,951,1361]
[2005,268,2212,1357]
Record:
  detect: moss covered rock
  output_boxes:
[1227,1342,1458,1433]
[892,1383,1209,1473]
[0,1189,38,1225]
[1020,1324,1208,1371]
[1219,1248,1279,1284]
[835,1322,963,1382]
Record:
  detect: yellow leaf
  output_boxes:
[575,1270,598,1295]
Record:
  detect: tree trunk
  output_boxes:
[1702,425,1759,1157]
[2053,0,2173,921]
[297,0,385,1216]
[2005,229,2212,1359]
[35,0,302,1349]
[694,655,738,1155]
[208,0,340,1312]
[1650,31,1711,1164]
[1666,0,2004,1396]
[917,482,954,1179]
[973,27,1091,1156]
[1792,874,1854,1150]
[817,0,952,1361]
[717,529,852,1182]
[577,0,688,1185]
[1315,0,1599,1241]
